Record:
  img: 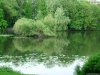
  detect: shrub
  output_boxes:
[35,20,56,36]
[35,10,44,20]
[76,53,100,75]
[43,12,70,32]
[82,54,100,74]
[43,14,56,31]
[34,20,45,34]
[13,18,35,36]
[13,18,55,36]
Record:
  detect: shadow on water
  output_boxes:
[0,31,100,75]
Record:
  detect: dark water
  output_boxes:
[0,31,100,75]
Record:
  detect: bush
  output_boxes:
[36,10,44,20]
[76,53,100,75]
[35,19,56,36]
[43,11,70,32]
[34,20,46,34]
[13,18,55,36]
[43,14,56,31]
[13,18,35,36]
[13,13,70,36]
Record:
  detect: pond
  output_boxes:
[0,31,100,75]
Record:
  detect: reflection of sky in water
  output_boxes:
[0,58,85,75]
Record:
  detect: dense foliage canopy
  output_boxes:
[0,0,100,35]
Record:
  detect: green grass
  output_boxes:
[0,67,24,75]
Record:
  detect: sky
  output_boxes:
[88,0,100,1]
[89,0,100,1]
[93,0,100,1]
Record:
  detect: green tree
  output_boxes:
[46,0,61,14]
[1,0,100,32]
[23,0,34,18]
[37,0,47,17]
[91,4,100,30]
[60,0,96,30]
[0,8,7,32]
[54,7,70,31]
[71,2,93,30]
[1,0,18,27]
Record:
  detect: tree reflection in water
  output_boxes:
[0,31,100,68]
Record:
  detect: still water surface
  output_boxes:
[0,31,100,75]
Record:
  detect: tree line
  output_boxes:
[0,0,100,36]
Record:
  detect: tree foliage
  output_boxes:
[0,0,100,35]
[13,18,56,36]
[0,8,7,32]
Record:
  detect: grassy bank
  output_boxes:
[0,67,23,75]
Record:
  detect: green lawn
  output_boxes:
[0,72,24,75]
[0,67,23,75]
